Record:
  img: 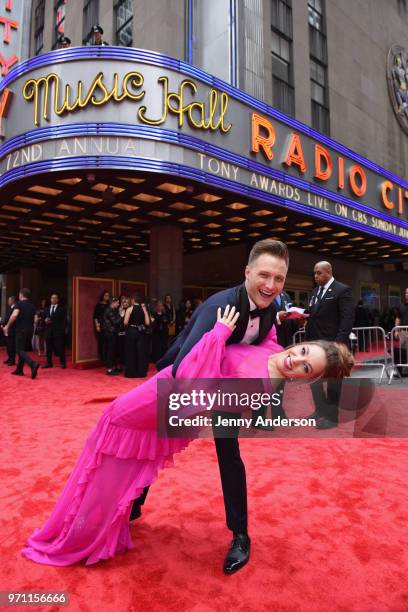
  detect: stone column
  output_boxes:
[0,272,19,320]
[67,252,95,309]
[149,225,183,304]
[19,268,42,305]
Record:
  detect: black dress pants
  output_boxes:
[105,332,118,370]
[131,410,249,534]
[6,334,16,363]
[15,330,36,373]
[124,328,149,378]
[46,331,65,366]
[311,378,343,423]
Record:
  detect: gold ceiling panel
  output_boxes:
[3,205,30,213]
[92,183,125,194]
[228,202,248,210]
[29,185,63,196]
[157,182,186,194]
[133,193,163,203]
[14,195,45,205]
[117,176,145,184]
[73,194,103,204]
[113,203,139,211]
[194,193,222,202]
[57,177,82,185]
[253,210,273,216]
[315,227,332,233]
[30,219,53,226]
[148,211,171,218]
[79,218,102,225]
[42,212,68,220]
[95,211,119,219]
[201,210,222,217]
[58,203,84,212]
[169,202,194,210]
[179,217,196,223]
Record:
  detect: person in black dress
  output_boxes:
[33,299,47,357]
[93,290,110,364]
[2,288,39,379]
[151,300,169,363]
[123,294,151,378]
[103,296,122,375]
[163,294,176,342]
[118,296,130,369]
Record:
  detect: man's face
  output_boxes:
[50,294,58,305]
[8,297,14,307]
[314,264,332,286]
[245,254,287,309]
[94,31,102,43]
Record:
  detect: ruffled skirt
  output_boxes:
[21,368,191,566]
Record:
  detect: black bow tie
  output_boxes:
[249,307,268,319]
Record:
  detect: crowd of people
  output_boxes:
[93,292,205,377]
[0,288,206,379]
[1,284,407,383]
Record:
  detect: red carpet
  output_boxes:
[1,348,408,611]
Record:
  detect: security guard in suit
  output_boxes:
[305,261,354,429]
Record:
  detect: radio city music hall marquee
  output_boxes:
[0,49,407,244]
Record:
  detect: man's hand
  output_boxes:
[3,325,8,337]
[277,310,289,322]
[217,305,240,331]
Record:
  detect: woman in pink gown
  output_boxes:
[21,308,352,566]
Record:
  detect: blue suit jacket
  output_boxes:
[157,283,277,375]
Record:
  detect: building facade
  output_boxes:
[0,0,407,361]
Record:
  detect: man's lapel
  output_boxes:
[228,283,250,344]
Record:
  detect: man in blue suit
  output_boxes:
[131,239,289,574]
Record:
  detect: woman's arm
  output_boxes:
[175,306,239,379]
[124,306,133,327]
[141,304,151,326]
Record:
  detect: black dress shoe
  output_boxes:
[4,359,13,364]
[31,362,40,379]
[315,418,337,430]
[11,370,23,376]
[129,503,142,521]
[223,533,251,574]
[305,411,319,420]
[42,364,53,369]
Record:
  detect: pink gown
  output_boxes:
[21,322,282,566]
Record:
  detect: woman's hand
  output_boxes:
[217,305,240,331]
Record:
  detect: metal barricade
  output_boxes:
[388,325,408,384]
[292,328,306,344]
[292,326,389,382]
[351,326,389,382]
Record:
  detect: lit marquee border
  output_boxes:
[0,47,407,246]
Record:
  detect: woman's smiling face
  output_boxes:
[273,343,327,380]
